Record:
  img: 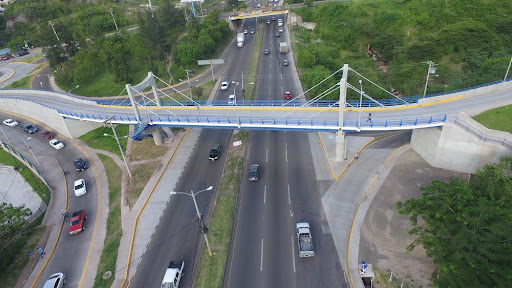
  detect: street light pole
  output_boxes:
[423,61,436,97]
[103,126,132,178]
[23,138,44,172]
[358,80,363,130]
[109,8,119,32]
[170,186,214,256]
[47,20,60,43]
[68,85,80,116]
[504,56,512,82]
[232,81,240,125]
[23,40,36,63]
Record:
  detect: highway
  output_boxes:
[225,14,345,288]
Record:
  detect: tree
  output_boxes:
[0,202,32,237]
[396,156,512,288]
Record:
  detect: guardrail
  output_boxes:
[446,116,512,151]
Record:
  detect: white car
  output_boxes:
[228,95,236,105]
[49,139,65,150]
[220,81,229,91]
[43,272,66,288]
[74,179,87,197]
[3,119,19,127]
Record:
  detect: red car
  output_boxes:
[69,210,87,235]
[1,54,13,61]
[41,131,55,139]
[284,91,292,100]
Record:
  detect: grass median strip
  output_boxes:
[472,104,512,133]
[244,26,264,100]
[194,130,247,288]
[93,154,122,288]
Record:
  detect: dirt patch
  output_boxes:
[359,149,469,287]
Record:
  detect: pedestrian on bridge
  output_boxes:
[366,113,372,123]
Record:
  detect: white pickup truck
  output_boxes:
[161,261,184,288]
[296,222,315,257]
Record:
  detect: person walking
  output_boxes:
[27,251,33,259]
[36,247,45,258]
[366,113,372,123]
[62,209,69,222]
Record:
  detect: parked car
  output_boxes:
[284,91,292,100]
[73,179,87,197]
[249,164,260,181]
[74,158,88,171]
[43,272,66,288]
[228,95,236,105]
[17,50,30,57]
[49,139,65,150]
[283,59,289,66]
[221,81,229,91]
[41,130,55,139]
[3,119,19,127]
[21,124,38,134]
[209,144,221,161]
[1,54,13,61]
[264,49,270,55]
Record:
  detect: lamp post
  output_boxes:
[358,80,363,130]
[170,186,214,256]
[24,138,44,172]
[504,56,512,82]
[109,8,119,32]
[423,61,437,97]
[47,20,60,43]
[68,85,80,116]
[232,81,240,125]
[103,129,132,178]
[23,40,36,63]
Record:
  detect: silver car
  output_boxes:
[43,272,66,288]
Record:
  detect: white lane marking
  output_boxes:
[287,185,291,205]
[264,185,267,204]
[290,210,293,217]
[266,149,269,162]
[285,147,288,163]
[260,238,264,272]
[291,236,296,273]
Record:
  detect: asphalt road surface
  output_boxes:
[224,14,345,288]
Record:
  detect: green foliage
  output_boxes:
[472,104,512,133]
[396,156,512,287]
[0,203,32,237]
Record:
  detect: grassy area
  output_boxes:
[194,130,246,288]
[0,216,45,288]
[472,105,512,133]
[160,80,216,102]
[0,149,51,204]
[93,154,123,288]
[12,54,44,64]
[78,125,129,160]
[371,267,423,288]
[131,137,169,161]
[244,25,264,100]
[126,161,160,209]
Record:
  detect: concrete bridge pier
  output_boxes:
[335,64,349,161]
[150,127,164,146]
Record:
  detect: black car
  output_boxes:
[74,158,88,172]
[21,124,38,134]
[283,59,289,66]
[275,32,281,37]
[209,144,221,161]
[17,50,30,57]
[248,164,260,181]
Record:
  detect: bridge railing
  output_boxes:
[446,116,512,151]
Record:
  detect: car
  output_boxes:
[1,54,13,61]
[278,18,283,24]
[228,94,236,105]
[3,119,19,127]
[17,50,29,57]
[264,49,269,55]
[249,164,260,181]
[279,27,284,33]
[257,3,261,8]
[74,158,88,171]
[244,29,248,34]
[69,210,87,235]
[73,179,86,197]
[284,91,292,100]
[49,139,65,150]
[21,124,38,134]
[220,81,229,91]
[272,16,276,21]
[209,144,221,161]
[283,59,289,66]
[43,272,66,288]
[41,130,55,139]
[267,20,271,24]
[250,29,255,34]
[275,32,281,37]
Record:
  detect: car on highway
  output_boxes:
[42,272,66,288]
[74,158,88,171]
[283,59,289,66]
[3,119,19,127]
[69,210,87,235]
[209,144,221,161]
[275,32,281,37]
[41,130,55,139]
[264,49,269,55]
[284,91,292,100]
[250,28,255,34]
[248,164,260,181]
[266,20,271,24]
[221,81,229,91]
[244,29,248,34]
[73,179,87,197]
[49,139,65,150]
[272,16,276,21]
[228,95,236,105]
[279,27,284,33]
[21,124,38,134]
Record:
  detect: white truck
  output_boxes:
[236,33,245,47]
[280,42,288,53]
[296,222,315,257]
[161,261,184,288]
